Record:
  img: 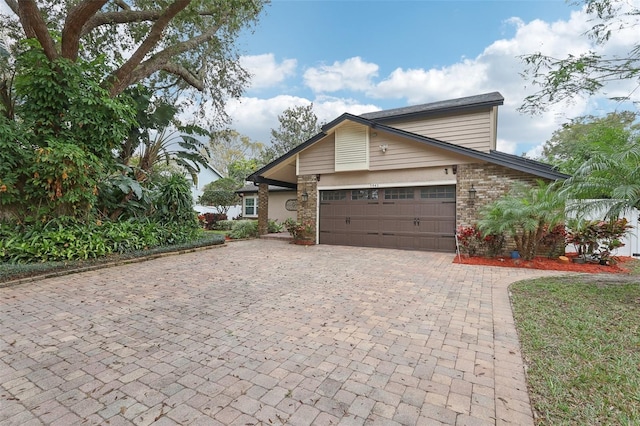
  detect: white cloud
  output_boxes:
[224,95,380,144]
[303,57,379,93]
[239,54,297,90]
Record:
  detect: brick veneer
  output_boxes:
[297,174,318,244]
[456,163,549,229]
[257,183,269,235]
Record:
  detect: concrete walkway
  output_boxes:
[1,240,562,425]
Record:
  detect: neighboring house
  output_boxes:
[236,184,297,224]
[190,166,241,218]
[248,92,569,252]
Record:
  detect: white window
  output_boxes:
[243,196,258,217]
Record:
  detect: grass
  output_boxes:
[0,232,225,284]
[511,258,640,425]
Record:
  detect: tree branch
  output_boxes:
[107,0,192,96]
[62,0,109,60]
[4,0,18,15]
[17,0,58,60]
[160,62,204,91]
[109,10,229,95]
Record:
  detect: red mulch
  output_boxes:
[453,252,633,273]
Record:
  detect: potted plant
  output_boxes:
[283,218,315,245]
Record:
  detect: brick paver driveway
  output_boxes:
[1,240,562,425]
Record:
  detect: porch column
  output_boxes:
[297,175,318,243]
[258,183,269,235]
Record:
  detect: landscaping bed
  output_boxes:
[453,253,634,273]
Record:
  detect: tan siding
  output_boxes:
[391,110,493,152]
[370,132,472,171]
[299,134,335,174]
[268,191,297,224]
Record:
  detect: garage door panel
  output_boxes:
[319,186,456,252]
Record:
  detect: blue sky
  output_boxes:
[224,0,639,157]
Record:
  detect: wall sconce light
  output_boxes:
[468,184,477,201]
[301,191,309,203]
[452,165,458,175]
[316,174,321,182]
[379,144,388,153]
[444,168,448,175]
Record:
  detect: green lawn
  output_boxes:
[511,259,640,425]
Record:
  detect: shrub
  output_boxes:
[214,220,234,231]
[456,225,482,256]
[283,218,314,241]
[229,220,258,239]
[268,219,283,233]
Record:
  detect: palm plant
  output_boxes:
[561,140,640,219]
[477,180,566,260]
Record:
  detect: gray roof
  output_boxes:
[360,92,504,121]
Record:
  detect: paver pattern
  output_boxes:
[1,240,563,425]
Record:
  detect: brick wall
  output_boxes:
[297,174,318,243]
[456,163,548,228]
[257,183,269,235]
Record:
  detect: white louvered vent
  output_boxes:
[335,123,369,172]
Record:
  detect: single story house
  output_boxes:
[248,92,568,252]
[236,183,296,224]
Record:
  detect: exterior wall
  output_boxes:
[268,191,297,224]
[456,163,549,228]
[369,132,472,171]
[298,134,335,175]
[317,167,456,189]
[298,130,474,176]
[390,110,493,152]
[297,174,318,244]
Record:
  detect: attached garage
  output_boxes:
[319,185,456,252]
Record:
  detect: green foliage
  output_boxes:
[0,217,204,264]
[229,220,258,239]
[477,181,565,260]
[456,225,506,257]
[566,218,633,262]
[561,138,640,218]
[153,174,199,230]
[228,158,261,184]
[538,112,639,174]
[198,177,240,215]
[214,220,235,231]
[283,218,314,241]
[268,219,283,233]
[262,104,322,164]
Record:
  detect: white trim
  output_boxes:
[242,195,258,218]
[317,180,456,191]
[295,153,300,175]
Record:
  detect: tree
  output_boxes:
[477,181,566,260]
[2,0,266,124]
[208,130,264,177]
[262,103,322,163]
[198,177,239,215]
[538,111,639,174]
[519,0,640,114]
[228,158,260,184]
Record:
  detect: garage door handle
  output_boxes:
[382,233,394,236]
[414,218,420,225]
[345,217,351,224]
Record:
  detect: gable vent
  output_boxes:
[335,123,369,172]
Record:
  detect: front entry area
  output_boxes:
[319,185,456,252]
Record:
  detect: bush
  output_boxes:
[229,220,258,239]
[0,217,203,263]
[214,220,234,231]
[198,212,227,230]
[456,225,506,257]
[268,219,283,233]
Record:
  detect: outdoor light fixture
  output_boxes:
[468,184,477,200]
[379,144,388,153]
[301,191,309,202]
[452,165,458,175]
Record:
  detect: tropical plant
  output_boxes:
[283,218,314,241]
[153,173,199,230]
[477,181,566,260]
[561,138,640,219]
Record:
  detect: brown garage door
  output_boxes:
[319,186,456,252]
